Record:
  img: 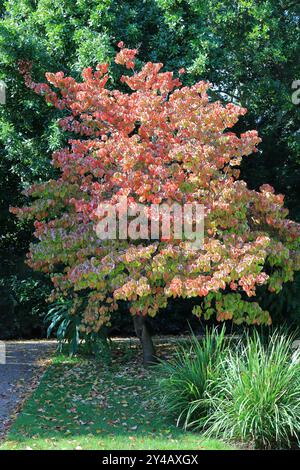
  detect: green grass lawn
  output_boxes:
[0,341,233,450]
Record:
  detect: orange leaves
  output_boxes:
[13,42,300,330]
[115,43,138,69]
[165,277,184,298]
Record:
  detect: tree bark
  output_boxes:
[133,315,157,366]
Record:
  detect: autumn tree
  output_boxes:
[2,1,300,336]
[12,44,300,364]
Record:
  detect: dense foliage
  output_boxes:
[0,275,51,339]
[1,0,300,337]
[12,45,300,345]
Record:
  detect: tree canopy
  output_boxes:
[12,45,300,361]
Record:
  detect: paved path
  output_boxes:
[0,341,56,438]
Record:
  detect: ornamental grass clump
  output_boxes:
[156,327,229,426]
[191,331,300,449]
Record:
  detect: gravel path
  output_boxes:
[0,341,56,439]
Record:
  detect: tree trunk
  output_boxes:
[133,315,157,366]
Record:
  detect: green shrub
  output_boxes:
[193,331,300,449]
[45,299,81,354]
[45,298,111,363]
[155,327,228,426]
[0,275,51,339]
